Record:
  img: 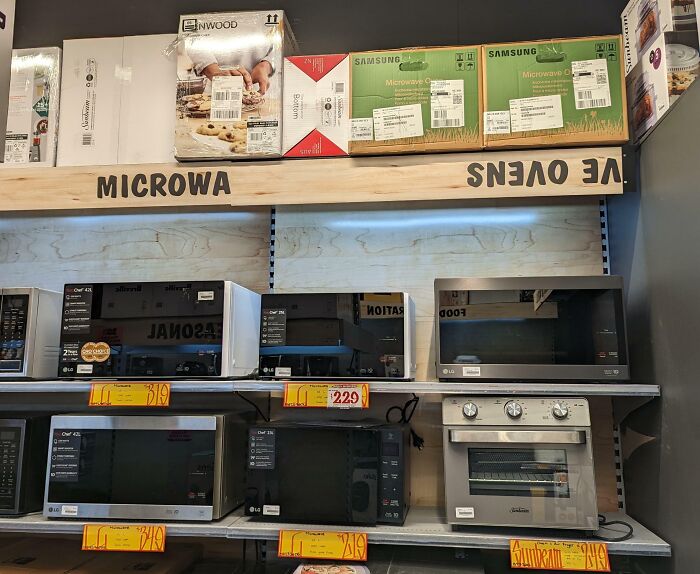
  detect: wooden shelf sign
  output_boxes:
[0,147,622,213]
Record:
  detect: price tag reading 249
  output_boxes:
[283,383,369,409]
[278,530,367,561]
[88,383,171,407]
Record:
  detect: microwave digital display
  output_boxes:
[435,277,629,381]
[59,281,226,378]
[0,294,30,373]
[259,292,412,379]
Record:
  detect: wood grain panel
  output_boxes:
[0,210,271,293]
[274,198,604,381]
[0,148,622,213]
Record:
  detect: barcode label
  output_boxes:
[335,82,345,94]
[430,80,465,129]
[571,59,611,110]
[82,133,94,146]
[5,143,12,153]
[211,76,243,122]
[249,132,264,141]
[576,92,610,109]
[432,110,461,128]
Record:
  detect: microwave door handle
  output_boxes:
[449,430,586,445]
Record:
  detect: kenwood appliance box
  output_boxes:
[175,10,297,161]
[245,423,410,525]
[350,46,482,155]
[3,47,61,166]
[435,276,629,381]
[442,396,598,530]
[0,415,50,515]
[0,288,62,378]
[44,413,248,521]
[57,281,260,379]
[283,54,350,157]
[0,0,16,161]
[259,292,416,380]
[482,36,629,148]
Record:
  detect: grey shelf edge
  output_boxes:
[0,380,660,397]
[226,508,671,558]
[0,508,670,557]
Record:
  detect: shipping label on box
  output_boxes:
[175,10,297,161]
[622,0,698,74]
[627,31,700,140]
[283,54,349,157]
[349,46,481,155]
[57,37,124,166]
[482,36,629,148]
[4,47,61,167]
[0,0,16,161]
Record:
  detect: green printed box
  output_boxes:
[350,46,482,155]
[483,36,629,148]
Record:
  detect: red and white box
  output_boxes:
[283,54,349,157]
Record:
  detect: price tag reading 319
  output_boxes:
[88,383,171,407]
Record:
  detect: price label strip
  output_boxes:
[88,383,171,407]
[82,524,166,553]
[283,383,369,409]
[510,539,610,572]
[278,530,368,561]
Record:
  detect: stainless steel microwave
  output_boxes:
[44,413,248,521]
[435,276,629,381]
[57,281,260,379]
[0,288,62,378]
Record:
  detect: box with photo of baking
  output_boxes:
[175,10,297,161]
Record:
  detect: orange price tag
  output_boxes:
[88,383,171,407]
[278,530,367,561]
[283,383,369,409]
[510,539,610,572]
[82,524,166,552]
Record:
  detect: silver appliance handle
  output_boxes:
[449,429,586,445]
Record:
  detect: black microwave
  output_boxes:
[259,292,416,380]
[57,281,261,379]
[245,423,411,525]
[435,276,629,381]
[0,415,50,515]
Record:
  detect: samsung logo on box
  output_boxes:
[182,18,238,32]
[488,47,537,58]
[354,56,401,65]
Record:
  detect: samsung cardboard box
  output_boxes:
[175,10,297,161]
[3,47,61,166]
[58,35,177,166]
[349,46,482,155]
[0,0,16,161]
[482,36,629,148]
[283,54,350,157]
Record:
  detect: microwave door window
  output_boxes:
[467,448,570,498]
[48,429,216,506]
[0,294,30,373]
[438,288,626,366]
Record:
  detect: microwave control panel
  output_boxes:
[378,427,409,524]
[0,427,21,510]
[442,397,591,426]
[0,294,29,373]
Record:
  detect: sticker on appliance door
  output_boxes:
[350,118,374,141]
[197,291,215,301]
[61,505,79,516]
[76,364,94,374]
[263,504,281,516]
[456,507,475,519]
[483,111,512,134]
[275,367,292,377]
[509,95,563,132]
[462,366,481,377]
[571,59,612,109]
[430,80,465,128]
[373,104,424,141]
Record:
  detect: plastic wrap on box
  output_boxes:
[3,47,61,167]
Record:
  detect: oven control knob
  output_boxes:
[462,402,478,419]
[552,403,569,420]
[505,401,523,419]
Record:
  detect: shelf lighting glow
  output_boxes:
[326,211,538,230]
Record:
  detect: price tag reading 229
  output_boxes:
[283,383,369,409]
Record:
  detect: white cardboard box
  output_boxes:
[119,34,176,164]
[4,47,61,166]
[57,37,123,166]
[0,0,16,160]
[283,54,349,157]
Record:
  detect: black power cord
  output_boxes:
[386,394,424,450]
[592,514,634,542]
[235,391,270,422]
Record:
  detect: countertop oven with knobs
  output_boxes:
[442,396,598,530]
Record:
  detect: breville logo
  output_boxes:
[182,18,238,32]
[510,507,530,514]
[115,285,142,293]
[165,283,192,292]
[488,48,537,58]
[97,171,231,199]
